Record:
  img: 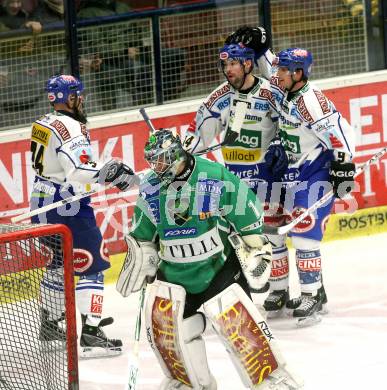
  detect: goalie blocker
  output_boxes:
[144,280,303,390]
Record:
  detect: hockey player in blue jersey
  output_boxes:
[30,74,137,356]
[228,27,356,325]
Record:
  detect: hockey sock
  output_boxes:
[76,272,104,327]
[40,267,65,320]
[296,249,322,294]
[268,245,289,291]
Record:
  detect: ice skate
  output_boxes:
[287,291,323,327]
[39,309,66,351]
[263,289,289,318]
[286,285,328,326]
[79,316,122,359]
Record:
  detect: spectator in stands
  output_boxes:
[77,0,152,110]
[0,0,41,33]
[29,0,64,25]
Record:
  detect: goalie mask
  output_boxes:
[144,129,187,185]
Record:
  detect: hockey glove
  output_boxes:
[228,233,272,291]
[116,235,159,296]
[264,138,288,179]
[225,26,271,59]
[99,159,138,191]
[329,160,356,198]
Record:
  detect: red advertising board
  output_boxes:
[0,83,386,254]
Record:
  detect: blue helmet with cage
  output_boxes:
[218,43,255,67]
[275,48,313,78]
[46,75,84,104]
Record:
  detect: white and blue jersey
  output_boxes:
[264,57,356,241]
[30,111,110,275]
[184,77,278,193]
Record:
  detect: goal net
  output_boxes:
[0,223,78,390]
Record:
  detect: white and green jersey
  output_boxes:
[270,78,356,170]
[257,49,356,170]
[184,78,278,192]
[130,156,264,294]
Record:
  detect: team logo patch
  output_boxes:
[328,133,344,148]
[285,207,315,233]
[164,227,197,237]
[73,248,93,273]
[79,149,90,164]
[90,294,103,314]
[48,92,56,102]
[292,48,308,57]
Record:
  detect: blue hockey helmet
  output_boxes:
[275,48,313,78]
[218,43,255,69]
[46,75,84,104]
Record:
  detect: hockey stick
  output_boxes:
[10,184,115,223]
[139,107,157,133]
[195,100,248,155]
[263,146,387,236]
[10,168,147,223]
[127,287,146,390]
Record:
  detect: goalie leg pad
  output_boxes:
[116,235,159,296]
[145,280,214,389]
[203,283,303,389]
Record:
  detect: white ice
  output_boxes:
[79,232,387,390]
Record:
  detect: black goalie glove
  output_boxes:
[99,159,138,191]
[329,160,356,198]
[225,26,271,58]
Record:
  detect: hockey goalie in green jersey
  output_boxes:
[116,129,303,390]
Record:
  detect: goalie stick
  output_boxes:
[127,287,146,390]
[195,100,248,155]
[139,107,157,133]
[263,146,387,236]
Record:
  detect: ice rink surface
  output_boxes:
[79,232,387,390]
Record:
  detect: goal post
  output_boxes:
[0,223,79,390]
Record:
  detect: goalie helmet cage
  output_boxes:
[0,223,79,390]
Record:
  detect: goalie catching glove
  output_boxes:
[228,233,272,291]
[116,235,159,297]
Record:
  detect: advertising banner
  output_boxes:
[0,81,386,254]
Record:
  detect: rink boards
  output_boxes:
[0,69,387,257]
